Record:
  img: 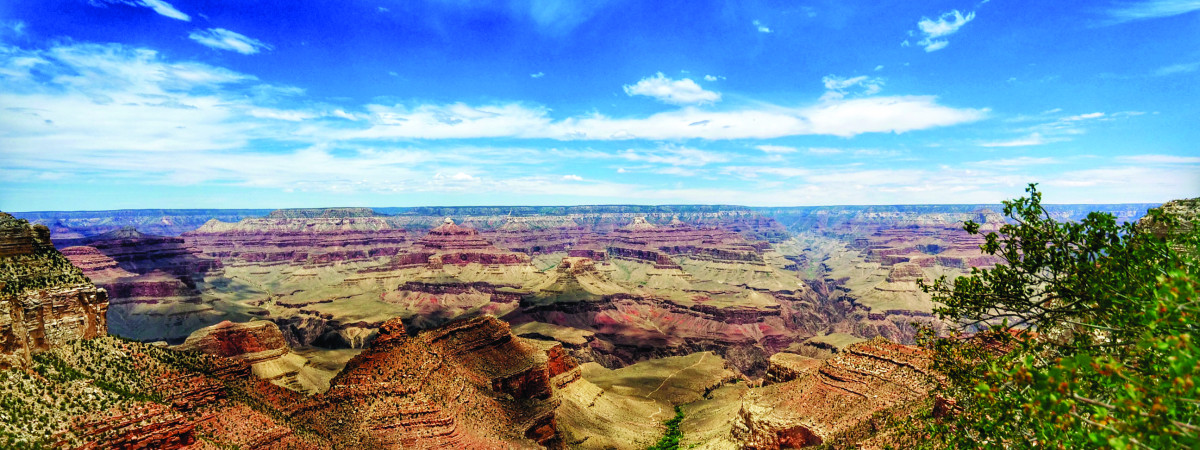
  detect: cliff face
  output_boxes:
[731,338,935,448]
[292,315,563,448]
[0,213,108,369]
[57,229,221,343]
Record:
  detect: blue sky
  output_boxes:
[0,0,1197,211]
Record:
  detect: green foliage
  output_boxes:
[647,405,685,450]
[0,215,90,297]
[919,184,1200,449]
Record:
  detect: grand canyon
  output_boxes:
[0,201,1169,448]
[3,1,1198,447]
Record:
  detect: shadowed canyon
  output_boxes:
[0,203,1167,448]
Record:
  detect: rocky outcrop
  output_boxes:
[175,320,334,394]
[55,227,221,276]
[408,218,531,266]
[764,352,822,385]
[177,320,289,360]
[183,213,411,265]
[0,284,109,369]
[0,213,108,369]
[293,315,562,448]
[731,338,935,448]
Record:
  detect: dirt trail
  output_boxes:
[643,352,708,419]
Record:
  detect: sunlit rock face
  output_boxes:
[731,338,936,449]
[0,213,108,369]
[291,315,563,448]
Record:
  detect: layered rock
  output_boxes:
[175,320,333,394]
[184,212,411,265]
[408,217,531,266]
[292,315,562,448]
[730,338,935,448]
[764,352,822,385]
[0,213,108,369]
[55,227,220,276]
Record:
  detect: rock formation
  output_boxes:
[730,338,935,448]
[175,320,336,394]
[291,315,562,448]
[0,213,108,369]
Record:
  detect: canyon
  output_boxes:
[0,203,1160,448]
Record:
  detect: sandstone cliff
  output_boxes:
[729,338,935,448]
[292,315,562,448]
[0,212,108,369]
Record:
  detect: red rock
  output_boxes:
[732,338,936,448]
[293,315,561,448]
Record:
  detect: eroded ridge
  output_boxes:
[732,338,935,449]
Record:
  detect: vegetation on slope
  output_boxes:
[918,185,1199,449]
[0,337,239,448]
[647,405,685,450]
[0,215,90,297]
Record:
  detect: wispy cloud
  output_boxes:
[1103,0,1200,25]
[351,95,985,140]
[92,0,191,21]
[188,28,272,54]
[979,133,1055,147]
[807,147,843,155]
[915,10,975,52]
[0,39,1008,207]
[974,156,1059,166]
[821,74,884,100]
[530,72,545,78]
[756,145,797,154]
[1118,154,1200,164]
[752,20,772,33]
[1154,61,1200,76]
[617,147,731,166]
[623,72,721,105]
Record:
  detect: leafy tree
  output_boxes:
[919,184,1199,449]
[648,405,685,450]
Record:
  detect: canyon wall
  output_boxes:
[0,213,108,369]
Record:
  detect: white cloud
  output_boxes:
[923,40,949,52]
[623,72,721,105]
[92,0,190,21]
[531,72,545,78]
[723,166,809,178]
[974,156,1058,166]
[1118,154,1200,164]
[979,133,1053,147]
[821,74,884,99]
[704,74,724,81]
[348,94,985,140]
[617,147,730,166]
[1155,62,1200,76]
[874,65,884,71]
[1104,0,1200,25]
[188,28,272,55]
[5,40,1191,208]
[756,145,798,154]
[2,21,27,36]
[752,20,772,33]
[141,0,189,20]
[915,10,975,52]
[807,147,843,155]
[1062,112,1105,121]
